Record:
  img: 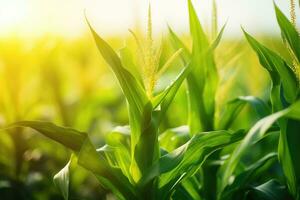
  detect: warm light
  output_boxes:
[0,0,297,38]
[0,0,28,35]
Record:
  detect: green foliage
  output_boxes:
[242,4,300,199]
[1,1,300,200]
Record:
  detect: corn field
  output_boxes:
[0,0,300,200]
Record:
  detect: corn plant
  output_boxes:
[2,1,300,200]
[217,3,300,200]
[166,1,271,199]
[2,4,246,200]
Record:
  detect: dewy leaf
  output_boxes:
[274,3,300,63]
[244,29,298,104]
[218,100,300,198]
[53,156,75,200]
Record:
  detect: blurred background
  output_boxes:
[0,0,298,199]
[0,0,299,37]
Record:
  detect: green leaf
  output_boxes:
[220,153,277,200]
[218,100,300,198]
[172,186,199,200]
[169,17,224,133]
[173,177,202,200]
[103,126,132,183]
[86,17,158,182]
[158,130,244,199]
[159,126,190,152]
[210,22,227,52]
[243,29,298,105]
[86,19,148,112]
[168,26,190,64]
[274,4,300,62]
[54,156,75,200]
[189,0,215,132]
[105,126,131,148]
[9,121,87,152]
[186,0,220,133]
[244,26,300,198]
[152,63,192,123]
[119,46,144,87]
[167,23,225,131]
[168,21,225,65]
[8,121,136,199]
[246,180,292,200]
[278,118,300,198]
[97,144,133,184]
[217,96,270,130]
[139,129,244,198]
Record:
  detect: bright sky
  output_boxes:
[0,0,298,38]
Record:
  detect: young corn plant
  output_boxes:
[166,1,270,199]
[217,3,300,200]
[3,5,245,200]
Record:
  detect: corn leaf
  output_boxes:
[53,156,75,200]
[217,96,270,130]
[152,63,192,123]
[275,4,300,62]
[244,26,300,198]
[158,130,244,199]
[278,118,300,198]
[245,179,292,200]
[168,26,190,64]
[8,121,136,199]
[173,177,202,200]
[220,152,277,200]
[138,129,244,199]
[186,0,218,133]
[9,121,87,152]
[103,126,132,183]
[86,18,159,182]
[218,100,300,198]
[119,46,144,87]
[159,126,190,152]
[209,22,227,52]
[244,30,298,105]
[97,144,132,184]
[86,20,148,112]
